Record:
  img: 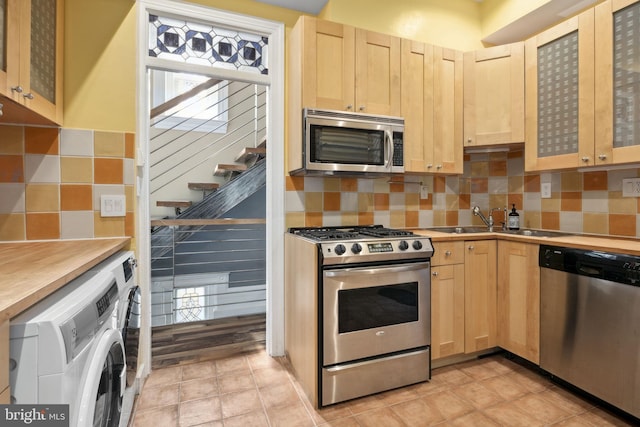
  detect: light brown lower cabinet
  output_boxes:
[464,240,497,353]
[431,242,465,360]
[497,241,540,364]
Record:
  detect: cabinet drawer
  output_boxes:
[432,241,464,265]
[0,319,8,397]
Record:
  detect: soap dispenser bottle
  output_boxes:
[508,204,520,230]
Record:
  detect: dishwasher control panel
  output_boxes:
[540,245,640,286]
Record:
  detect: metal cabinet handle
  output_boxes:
[11,85,23,93]
[445,250,451,256]
[427,164,433,169]
[581,156,590,163]
[23,93,34,100]
[346,104,353,110]
[359,105,365,111]
[436,165,443,170]
[467,137,472,144]
[598,154,607,160]
[432,271,438,277]
[468,245,474,251]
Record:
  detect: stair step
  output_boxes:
[214,164,247,176]
[188,182,220,191]
[156,200,193,208]
[235,147,266,163]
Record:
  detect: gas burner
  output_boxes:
[289,225,415,241]
[355,227,415,238]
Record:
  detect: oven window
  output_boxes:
[310,125,385,165]
[338,282,418,333]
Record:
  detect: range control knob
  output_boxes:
[351,243,362,254]
[412,240,423,250]
[398,240,409,251]
[334,244,346,255]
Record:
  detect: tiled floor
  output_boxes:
[129,351,636,426]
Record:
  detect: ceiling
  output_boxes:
[254,0,328,14]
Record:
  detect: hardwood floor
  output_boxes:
[151,314,266,369]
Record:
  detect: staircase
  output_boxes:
[156,138,266,218]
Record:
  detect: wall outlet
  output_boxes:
[100,195,126,217]
[541,182,552,199]
[420,185,429,199]
[622,178,640,197]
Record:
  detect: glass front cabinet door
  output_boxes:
[525,9,595,171]
[594,0,640,166]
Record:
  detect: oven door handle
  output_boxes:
[324,262,429,278]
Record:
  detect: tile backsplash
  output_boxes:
[0,125,136,241]
[285,150,640,238]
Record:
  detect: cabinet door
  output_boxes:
[464,240,497,353]
[4,0,20,98]
[431,263,465,360]
[525,10,595,171]
[23,0,64,124]
[301,17,356,111]
[355,28,400,116]
[433,46,463,174]
[401,39,434,173]
[464,43,525,147]
[497,241,540,364]
[595,0,640,165]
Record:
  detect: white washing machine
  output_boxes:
[10,260,127,427]
[87,251,139,427]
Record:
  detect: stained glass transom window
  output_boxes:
[613,2,640,148]
[148,14,269,75]
[537,31,579,158]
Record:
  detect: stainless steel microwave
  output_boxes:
[296,108,404,175]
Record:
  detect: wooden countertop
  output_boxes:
[414,229,640,256]
[0,238,130,322]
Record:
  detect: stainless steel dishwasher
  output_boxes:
[539,244,640,419]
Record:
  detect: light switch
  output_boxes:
[541,182,551,199]
[101,195,126,217]
[420,185,429,199]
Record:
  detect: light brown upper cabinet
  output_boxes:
[288,16,400,116]
[594,0,640,165]
[525,9,595,171]
[464,43,525,148]
[2,0,64,126]
[401,40,462,174]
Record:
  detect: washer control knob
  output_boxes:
[398,240,409,251]
[351,243,362,254]
[412,240,423,250]
[334,244,346,255]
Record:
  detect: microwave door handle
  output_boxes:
[384,130,393,169]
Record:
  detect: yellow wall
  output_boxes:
[64,0,137,132]
[321,0,484,51]
[63,0,488,132]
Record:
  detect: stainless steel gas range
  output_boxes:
[284,225,434,407]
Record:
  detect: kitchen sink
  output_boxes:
[498,229,572,238]
[425,226,491,234]
[425,227,571,238]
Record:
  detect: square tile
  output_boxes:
[60,211,94,239]
[60,128,94,156]
[0,183,25,213]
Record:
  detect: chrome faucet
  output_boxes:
[472,206,507,231]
